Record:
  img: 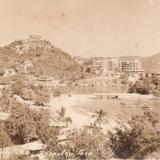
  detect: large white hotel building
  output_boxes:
[106,57,143,74]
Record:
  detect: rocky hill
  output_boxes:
[0,35,82,80]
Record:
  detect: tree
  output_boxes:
[53,89,61,97]
[109,110,160,159]
[128,75,160,96]
[31,85,50,104]
[0,67,5,76]
[21,87,36,101]
[9,155,29,160]
[55,107,72,127]
[11,80,25,95]
[128,79,150,94]
[0,90,17,112]
[92,109,108,128]
[34,109,59,146]
[151,75,160,86]
[5,104,54,145]
[5,104,37,144]
[61,127,111,160]
[0,122,11,160]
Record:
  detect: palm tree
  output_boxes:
[56,107,72,127]
[92,109,108,128]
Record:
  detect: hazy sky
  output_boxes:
[0,0,160,57]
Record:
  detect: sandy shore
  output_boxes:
[49,94,119,131]
[49,94,93,128]
[15,93,155,131]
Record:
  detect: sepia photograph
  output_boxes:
[0,0,160,159]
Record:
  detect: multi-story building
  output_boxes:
[92,58,105,75]
[107,57,120,72]
[104,58,143,74]
[119,60,142,73]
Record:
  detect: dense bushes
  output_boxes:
[0,67,5,76]
[129,75,160,96]
[0,121,12,152]
[47,127,111,160]
[109,111,160,159]
[5,104,59,145]
[1,103,160,159]
[65,128,111,159]
[30,85,50,103]
[11,80,25,95]
[128,79,150,94]
[11,80,51,104]
[4,107,160,159]
[53,89,61,97]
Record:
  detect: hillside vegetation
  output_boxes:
[0,36,83,80]
[129,74,160,96]
[142,53,160,72]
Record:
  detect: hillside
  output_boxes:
[0,35,82,80]
[119,56,144,61]
[142,53,160,72]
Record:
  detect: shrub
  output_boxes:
[128,75,160,96]
[31,85,50,103]
[109,111,160,159]
[53,89,61,97]
[9,155,30,160]
[0,67,5,76]
[128,79,150,94]
[21,87,36,101]
[0,121,12,148]
[64,128,111,159]
[5,104,58,145]
[11,80,25,95]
